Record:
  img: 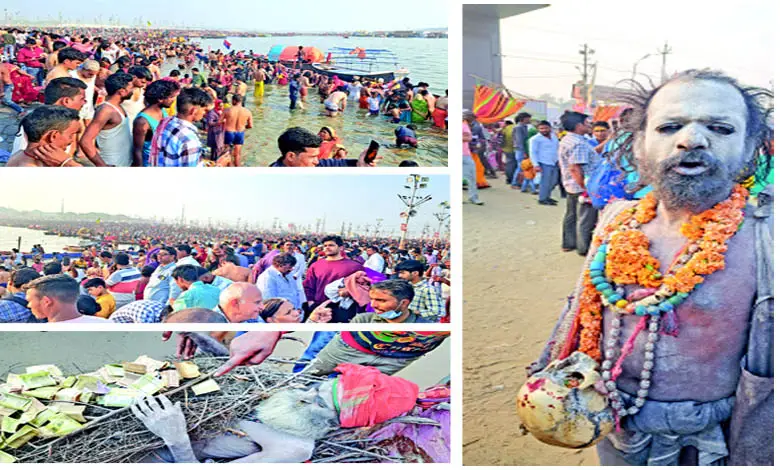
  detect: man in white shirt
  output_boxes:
[25,275,109,323]
[256,253,305,309]
[144,246,177,302]
[347,79,363,102]
[363,246,385,273]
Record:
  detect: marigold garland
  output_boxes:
[575,185,748,360]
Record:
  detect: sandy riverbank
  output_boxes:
[462,181,598,466]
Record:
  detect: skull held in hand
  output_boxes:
[516,352,614,448]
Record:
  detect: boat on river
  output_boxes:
[310,47,409,82]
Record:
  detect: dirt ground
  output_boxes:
[463,180,599,466]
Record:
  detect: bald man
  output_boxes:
[216,282,264,323]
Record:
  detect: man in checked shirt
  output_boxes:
[557,110,600,256]
[151,87,213,167]
[0,268,41,322]
[394,260,445,323]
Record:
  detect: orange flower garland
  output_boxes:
[577,272,604,361]
[575,185,748,360]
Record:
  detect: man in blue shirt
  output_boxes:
[252,238,265,261]
[0,268,41,322]
[529,120,561,206]
[239,242,256,265]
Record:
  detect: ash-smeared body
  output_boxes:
[600,205,757,402]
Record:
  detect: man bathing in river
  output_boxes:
[529,70,773,466]
[221,94,253,166]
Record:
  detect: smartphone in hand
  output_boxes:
[364,140,380,165]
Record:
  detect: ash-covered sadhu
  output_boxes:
[519,70,773,466]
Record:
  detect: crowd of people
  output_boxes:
[0,231,450,324]
[1,27,448,167]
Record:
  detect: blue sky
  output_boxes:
[2,0,448,31]
[4,172,449,233]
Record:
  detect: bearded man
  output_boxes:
[529,70,773,466]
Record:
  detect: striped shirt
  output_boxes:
[106,267,142,309]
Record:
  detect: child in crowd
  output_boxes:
[84,278,116,319]
[520,158,538,194]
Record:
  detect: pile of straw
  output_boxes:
[9,356,405,463]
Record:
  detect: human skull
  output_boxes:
[517,352,614,448]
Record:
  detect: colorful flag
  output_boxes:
[223,39,232,50]
[146,21,152,26]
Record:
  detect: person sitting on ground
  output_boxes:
[83,277,116,318]
[132,361,420,463]
[395,124,418,148]
[25,274,110,323]
[270,127,378,167]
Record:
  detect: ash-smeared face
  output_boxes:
[638,78,751,212]
[252,380,339,440]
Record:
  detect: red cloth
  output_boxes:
[432,108,447,129]
[335,363,419,428]
[11,68,39,102]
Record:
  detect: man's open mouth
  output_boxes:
[671,161,708,176]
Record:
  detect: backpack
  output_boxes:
[586,156,629,210]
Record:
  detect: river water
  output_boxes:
[169,36,449,166]
[0,226,83,253]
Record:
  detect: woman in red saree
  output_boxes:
[10,64,40,104]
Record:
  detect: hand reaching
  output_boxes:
[162,331,198,359]
[214,331,282,377]
[308,300,333,323]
